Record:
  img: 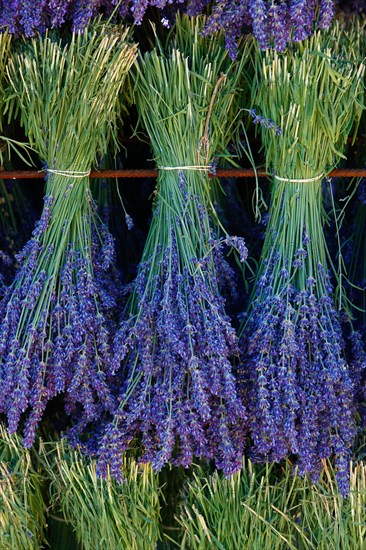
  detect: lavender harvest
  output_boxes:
[0,23,137,446]
[93,16,251,480]
[240,26,365,495]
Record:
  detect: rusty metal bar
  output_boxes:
[0,168,365,180]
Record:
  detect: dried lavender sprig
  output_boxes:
[240,25,365,495]
[91,15,252,480]
[90,152,137,274]
[0,22,137,446]
[248,109,282,136]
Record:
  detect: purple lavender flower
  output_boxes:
[0,198,119,447]
[225,235,248,263]
[249,109,282,136]
[125,213,134,231]
[240,266,355,494]
[0,0,22,33]
[249,0,270,50]
[289,0,312,41]
[318,0,335,28]
[20,0,48,36]
[0,1,338,56]
[267,0,290,52]
[47,0,70,27]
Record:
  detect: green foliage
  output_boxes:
[247,21,366,304]
[176,460,301,550]
[0,424,47,550]
[6,21,137,170]
[176,459,366,550]
[0,31,11,131]
[251,22,365,181]
[40,440,161,550]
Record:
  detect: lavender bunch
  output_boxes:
[0,23,137,446]
[189,0,336,57]
[92,16,251,480]
[240,25,365,495]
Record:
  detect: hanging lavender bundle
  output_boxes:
[92,15,251,480]
[0,0,128,36]
[0,23,137,446]
[240,25,365,495]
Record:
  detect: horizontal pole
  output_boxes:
[0,168,365,180]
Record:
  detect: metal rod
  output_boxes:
[1,168,365,180]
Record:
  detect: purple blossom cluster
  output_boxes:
[249,109,282,136]
[0,191,119,447]
[91,175,248,481]
[0,1,341,57]
[191,0,336,57]
[240,255,356,495]
[0,0,129,37]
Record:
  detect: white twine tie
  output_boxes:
[273,173,325,183]
[158,165,211,172]
[46,168,91,178]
